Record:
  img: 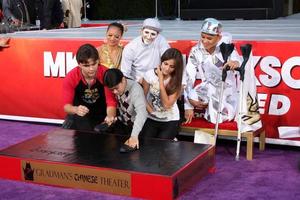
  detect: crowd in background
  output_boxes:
[0,0,83,31]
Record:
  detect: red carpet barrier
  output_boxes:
[0,38,299,142]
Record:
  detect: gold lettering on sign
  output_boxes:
[21,160,131,195]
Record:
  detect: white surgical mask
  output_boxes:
[142,28,158,45]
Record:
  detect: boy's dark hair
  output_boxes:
[76,44,99,64]
[107,22,125,36]
[103,68,124,88]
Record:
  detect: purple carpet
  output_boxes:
[0,120,299,200]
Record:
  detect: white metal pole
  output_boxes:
[82,0,89,21]
[155,0,158,19]
[176,0,181,21]
[214,81,225,146]
[288,0,294,15]
[235,81,243,161]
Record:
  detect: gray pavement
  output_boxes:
[2,17,300,41]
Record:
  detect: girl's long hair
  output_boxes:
[161,48,183,95]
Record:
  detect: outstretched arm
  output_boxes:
[103,85,117,125]
[105,106,116,125]
[126,84,148,148]
[141,78,154,114]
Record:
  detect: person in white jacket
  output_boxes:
[61,0,82,28]
[184,18,242,124]
[120,18,170,83]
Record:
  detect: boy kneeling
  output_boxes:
[103,69,147,151]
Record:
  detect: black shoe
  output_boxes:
[119,144,138,153]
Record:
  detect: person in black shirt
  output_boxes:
[35,0,64,29]
[2,0,31,26]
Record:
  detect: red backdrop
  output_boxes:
[0,38,299,142]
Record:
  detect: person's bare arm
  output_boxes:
[0,38,10,48]
[141,78,154,113]
[64,104,89,116]
[104,106,116,125]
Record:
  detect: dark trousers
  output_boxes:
[140,118,179,140]
[62,114,105,131]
